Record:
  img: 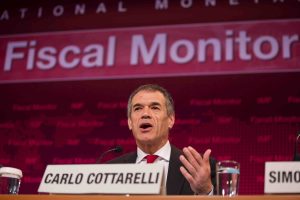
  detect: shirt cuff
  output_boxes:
[194,185,214,196]
[207,186,214,196]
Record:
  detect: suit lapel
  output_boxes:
[166,145,185,195]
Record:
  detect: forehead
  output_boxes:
[132,90,166,105]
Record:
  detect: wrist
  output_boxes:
[194,185,214,195]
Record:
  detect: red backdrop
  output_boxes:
[1,0,300,194]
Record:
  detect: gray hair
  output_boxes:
[127,84,175,117]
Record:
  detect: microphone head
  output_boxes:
[114,145,123,153]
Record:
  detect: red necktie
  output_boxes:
[145,155,159,163]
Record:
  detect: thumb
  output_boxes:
[203,149,211,163]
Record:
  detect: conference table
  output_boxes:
[0,195,299,200]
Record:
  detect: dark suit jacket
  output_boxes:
[108,145,216,195]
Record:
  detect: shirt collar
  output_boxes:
[136,140,171,163]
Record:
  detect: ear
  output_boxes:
[168,114,175,129]
[128,118,132,130]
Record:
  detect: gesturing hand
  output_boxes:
[179,146,213,194]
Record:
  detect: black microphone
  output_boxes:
[96,146,123,163]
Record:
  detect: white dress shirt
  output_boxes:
[136,140,171,187]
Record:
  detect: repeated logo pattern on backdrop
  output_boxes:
[1,0,300,195]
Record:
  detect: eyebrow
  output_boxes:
[132,102,162,108]
[150,102,162,107]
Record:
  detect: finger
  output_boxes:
[182,147,200,169]
[179,154,197,176]
[179,166,194,185]
[202,149,212,164]
[188,147,212,166]
[187,146,204,166]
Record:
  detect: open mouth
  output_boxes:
[139,123,153,131]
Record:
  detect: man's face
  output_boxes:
[128,90,175,149]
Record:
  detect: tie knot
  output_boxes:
[145,154,159,163]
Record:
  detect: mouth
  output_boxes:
[139,122,153,132]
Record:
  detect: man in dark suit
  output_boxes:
[109,84,216,195]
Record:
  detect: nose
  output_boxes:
[141,107,151,119]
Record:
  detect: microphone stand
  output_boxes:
[96,146,123,164]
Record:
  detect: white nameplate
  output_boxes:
[38,164,164,194]
[264,162,300,193]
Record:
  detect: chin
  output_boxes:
[138,138,155,145]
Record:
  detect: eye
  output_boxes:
[133,106,142,111]
[151,106,160,110]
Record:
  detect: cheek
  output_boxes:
[128,117,137,130]
[156,118,166,129]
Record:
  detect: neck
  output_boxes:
[138,140,168,154]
